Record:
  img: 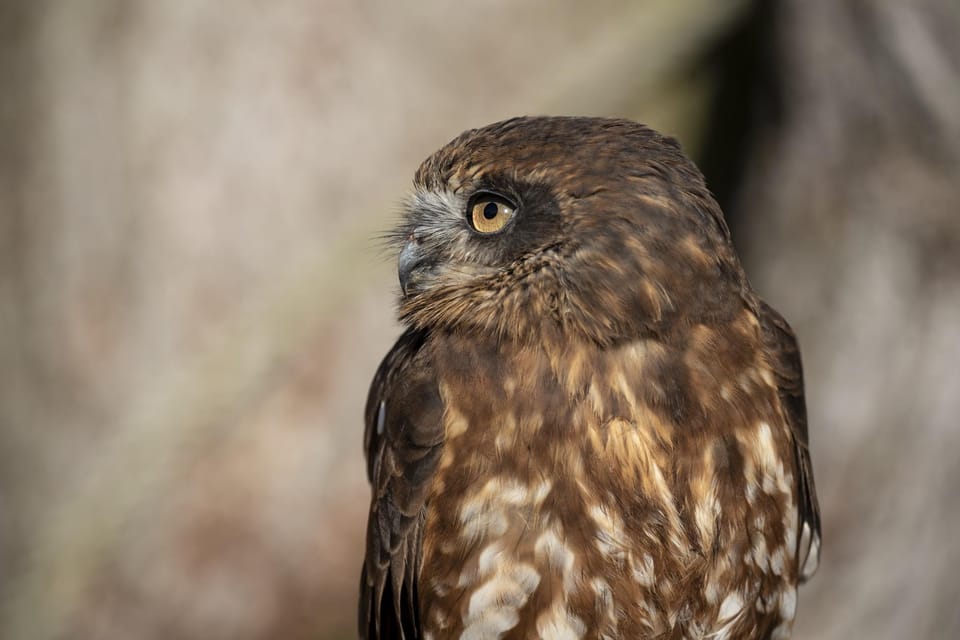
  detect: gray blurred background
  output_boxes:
[2,1,959,638]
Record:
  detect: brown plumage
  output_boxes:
[360,116,820,639]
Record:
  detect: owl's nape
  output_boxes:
[361,116,820,639]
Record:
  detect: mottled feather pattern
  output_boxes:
[360,116,820,639]
[361,328,444,639]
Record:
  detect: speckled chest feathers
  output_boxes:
[360,117,820,640]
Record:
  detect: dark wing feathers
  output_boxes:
[360,328,444,639]
[759,301,822,582]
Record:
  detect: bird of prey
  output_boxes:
[359,116,820,639]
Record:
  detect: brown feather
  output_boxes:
[360,328,443,639]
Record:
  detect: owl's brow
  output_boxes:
[406,187,464,217]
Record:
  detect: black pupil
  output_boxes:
[482,202,499,220]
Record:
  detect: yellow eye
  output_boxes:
[469,197,515,234]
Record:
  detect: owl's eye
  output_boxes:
[468,194,515,234]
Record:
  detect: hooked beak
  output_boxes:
[398,235,425,297]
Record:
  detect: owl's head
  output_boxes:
[392,116,745,345]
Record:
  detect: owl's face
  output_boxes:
[392,117,743,344]
[395,174,563,297]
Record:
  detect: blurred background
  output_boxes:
[2,0,959,638]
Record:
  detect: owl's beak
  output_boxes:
[398,236,425,297]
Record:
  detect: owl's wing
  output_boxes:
[759,301,822,583]
[360,327,444,640]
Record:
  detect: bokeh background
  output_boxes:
[2,0,959,638]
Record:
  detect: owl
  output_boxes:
[359,116,820,639]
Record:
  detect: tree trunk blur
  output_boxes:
[718,1,960,637]
[0,0,957,638]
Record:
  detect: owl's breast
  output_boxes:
[419,332,801,638]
